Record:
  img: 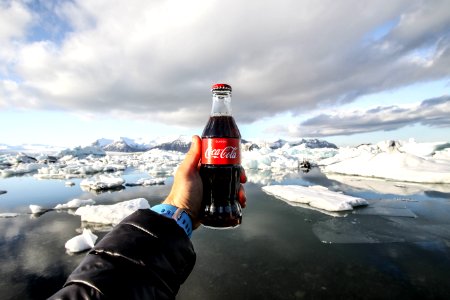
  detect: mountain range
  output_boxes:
[90,136,337,153]
[0,136,337,154]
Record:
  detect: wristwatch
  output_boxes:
[151,204,193,238]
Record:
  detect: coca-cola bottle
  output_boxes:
[200,83,242,228]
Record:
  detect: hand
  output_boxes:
[163,135,247,228]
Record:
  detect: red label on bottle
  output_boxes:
[201,138,241,165]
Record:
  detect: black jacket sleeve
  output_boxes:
[49,209,196,300]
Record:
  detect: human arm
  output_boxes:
[49,209,195,300]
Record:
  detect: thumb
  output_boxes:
[182,135,202,170]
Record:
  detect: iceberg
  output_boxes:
[262,185,368,212]
[325,174,450,195]
[320,140,450,183]
[74,198,150,225]
[1,163,46,177]
[55,199,96,209]
[80,175,125,191]
[125,177,166,186]
[58,146,106,158]
[65,229,98,253]
[29,205,48,214]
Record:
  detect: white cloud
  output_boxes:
[1,0,450,130]
[0,1,31,41]
[276,96,450,137]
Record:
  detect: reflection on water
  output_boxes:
[0,169,450,299]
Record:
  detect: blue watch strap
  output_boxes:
[151,204,193,238]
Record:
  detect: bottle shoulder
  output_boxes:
[201,116,241,138]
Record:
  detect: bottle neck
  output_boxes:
[210,91,232,116]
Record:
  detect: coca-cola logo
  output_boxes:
[204,146,238,159]
[202,138,241,165]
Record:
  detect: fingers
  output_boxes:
[240,167,247,183]
[181,135,202,172]
[238,184,246,208]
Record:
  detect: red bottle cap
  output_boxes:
[212,83,232,92]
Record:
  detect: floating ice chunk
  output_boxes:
[58,146,105,158]
[262,185,368,212]
[75,198,150,225]
[55,199,95,210]
[65,229,98,253]
[126,177,166,186]
[80,175,125,190]
[29,205,48,214]
[137,177,165,185]
[1,163,46,177]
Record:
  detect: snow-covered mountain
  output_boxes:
[91,136,192,153]
[101,139,146,152]
[258,139,338,150]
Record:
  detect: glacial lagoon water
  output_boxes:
[1,168,450,299]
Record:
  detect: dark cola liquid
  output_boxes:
[200,116,242,228]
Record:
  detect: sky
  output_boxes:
[0,0,449,147]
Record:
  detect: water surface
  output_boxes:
[1,169,449,299]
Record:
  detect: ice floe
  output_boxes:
[262,185,368,212]
[55,199,96,210]
[29,205,48,214]
[27,198,97,215]
[80,175,125,191]
[65,229,98,253]
[74,198,150,225]
[125,177,165,186]
[319,140,450,183]
[1,163,46,177]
